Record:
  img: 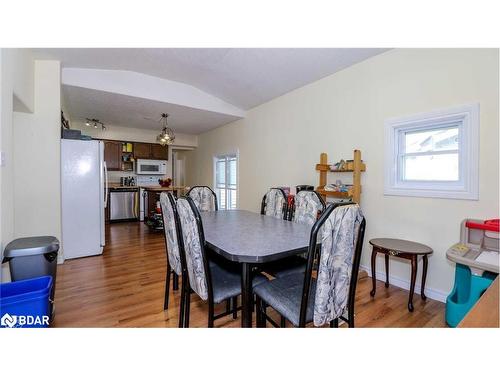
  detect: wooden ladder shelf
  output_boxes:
[315,150,366,204]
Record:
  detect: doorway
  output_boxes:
[171,149,192,187]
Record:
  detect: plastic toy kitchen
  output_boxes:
[445,219,499,327]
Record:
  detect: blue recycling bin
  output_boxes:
[0,276,53,328]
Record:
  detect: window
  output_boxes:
[214,153,238,209]
[384,104,479,200]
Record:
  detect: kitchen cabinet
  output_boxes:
[133,142,152,159]
[134,142,168,160]
[151,144,168,159]
[104,141,122,171]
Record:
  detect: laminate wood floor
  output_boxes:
[52,222,446,328]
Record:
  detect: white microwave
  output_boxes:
[136,159,167,175]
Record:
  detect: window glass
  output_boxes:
[404,126,459,153]
[403,153,459,181]
[214,154,237,209]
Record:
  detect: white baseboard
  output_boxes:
[359,265,448,303]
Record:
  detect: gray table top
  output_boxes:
[200,210,312,263]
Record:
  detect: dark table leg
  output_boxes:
[384,254,390,288]
[408,255,418,312]
[421,255,428,300]
[241,262,253,328]
[370,249,377,297]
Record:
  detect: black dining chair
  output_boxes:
[254,203,366,328]
[176,196,266,327]
[159,192,188,327]
[269,190,327,278]
[187,186,218,212]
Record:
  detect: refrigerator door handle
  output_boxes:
[104,161,109,208]
[135,191,140,218]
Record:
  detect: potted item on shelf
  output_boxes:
[330,159,346,171]
[323,180,352,193]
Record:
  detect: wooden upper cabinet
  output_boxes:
[103,141,122,171]
[151,144,168,160]
[133,143,152,159]
[134,142,168,160]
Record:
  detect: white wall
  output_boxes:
[186,49,499,299]
[0,49,35,281]
[71,121,198,182]
[13,61,61,254]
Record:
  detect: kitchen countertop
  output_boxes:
[142,186,186,192]
[108,183,186,192]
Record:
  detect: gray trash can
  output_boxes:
[2,236,59,316]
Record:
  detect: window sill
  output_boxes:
[384,186,478,200]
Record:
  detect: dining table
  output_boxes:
[200,209,313,327]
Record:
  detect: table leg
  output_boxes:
[421,255,428,300]
[408,255,418,312]
[384,254,390,288]
[241,262,253,328]
[370,249,377,297]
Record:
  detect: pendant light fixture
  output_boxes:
[156,113,175,146]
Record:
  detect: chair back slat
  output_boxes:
[176,197,209,300]
[292,190,326,225]
[313,204,364,326]
[299,202,365,327]
[187,186,218,212]
[159,192,182,275]
[261,188,287,218]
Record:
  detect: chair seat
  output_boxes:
[210,262,267,304]
[263,255,307,278]
[254,273,316,327]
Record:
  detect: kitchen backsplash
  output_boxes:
[108,170,168,184]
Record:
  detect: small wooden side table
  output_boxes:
[369,238,433,312]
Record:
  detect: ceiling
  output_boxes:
[62,85,241,133]
[34,48,389,134]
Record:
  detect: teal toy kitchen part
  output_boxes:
[445,218,499,327]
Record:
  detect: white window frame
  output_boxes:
[384,104,479,200]
[213,151,239,210]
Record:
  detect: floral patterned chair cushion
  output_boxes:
[159,192,182,275]
[264,189,286,218]
[176,198,209,300]
[313,204,364,326]
[188,186,217,212]
[293,191,324,225]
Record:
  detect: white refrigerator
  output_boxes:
[61,139,108,259]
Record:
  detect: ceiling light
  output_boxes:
[156,113,175,146]
[85,118,106,131]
